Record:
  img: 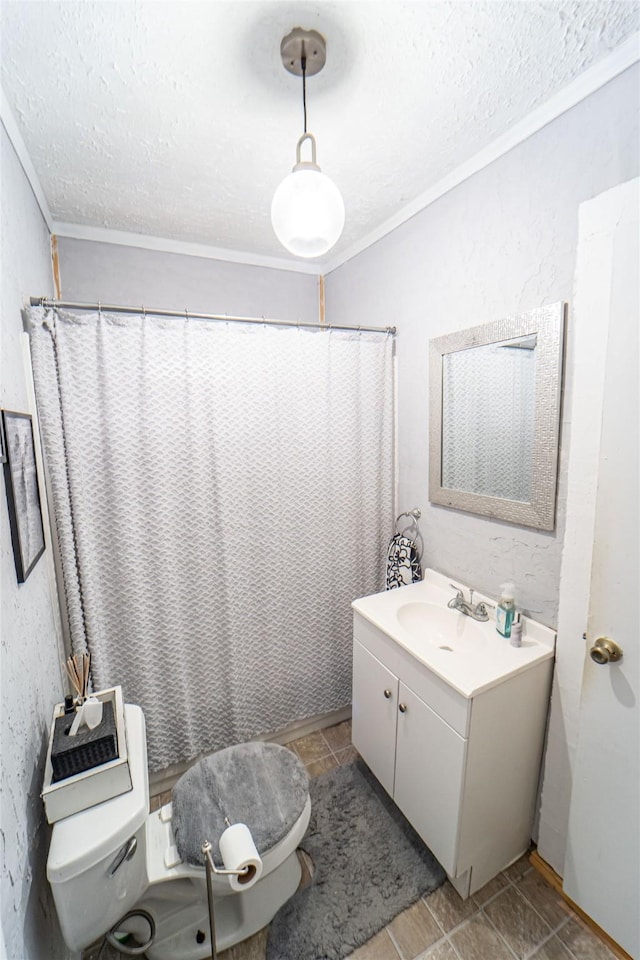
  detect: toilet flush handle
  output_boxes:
[108,836,138,877]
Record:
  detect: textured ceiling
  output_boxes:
[1,1,638,264]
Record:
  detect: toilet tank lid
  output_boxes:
[47,704,149,884]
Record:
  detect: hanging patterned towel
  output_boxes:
[385,534,422,590]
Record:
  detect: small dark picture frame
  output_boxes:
[2,410,46,582]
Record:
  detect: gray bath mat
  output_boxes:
[266,759,446,960]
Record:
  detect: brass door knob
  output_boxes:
[589,636,623,665]
[383,689,392,699]
[398,703,407,713]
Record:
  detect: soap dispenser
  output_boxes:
[496,583,515,638]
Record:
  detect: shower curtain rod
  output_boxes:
[29,297,396,336]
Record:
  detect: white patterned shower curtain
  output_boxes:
[28,307,394,770]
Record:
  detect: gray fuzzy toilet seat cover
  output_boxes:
[171,741,309,866]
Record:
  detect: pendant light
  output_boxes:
[271,28,345,259]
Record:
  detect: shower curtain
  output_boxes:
[28,307,394,770]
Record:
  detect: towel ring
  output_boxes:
[394,508,423,562]
[395,508,421,535]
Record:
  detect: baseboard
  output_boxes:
[149,705,352,796]
[267,704,352,746]
[529,850,632,960]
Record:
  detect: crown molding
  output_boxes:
[3,32,638,277]
[51,222,325,275]
[1,86,53,231]
[322,32,640,275]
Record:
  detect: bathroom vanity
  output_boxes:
[351,569,555,898]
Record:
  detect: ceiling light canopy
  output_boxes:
[271,28,345,259]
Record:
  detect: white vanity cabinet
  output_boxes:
[352,611,553,898]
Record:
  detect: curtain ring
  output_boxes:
[185,308,189,322]
[98,301,102,318]
[142,304,146,317]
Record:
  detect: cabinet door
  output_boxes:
[352,640,398,796]
[394,682,467,877]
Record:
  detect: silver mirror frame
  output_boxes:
[429,302,565,531]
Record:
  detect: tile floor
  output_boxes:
[148,720,618,960]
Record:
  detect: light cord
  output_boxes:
[302,54,307,133]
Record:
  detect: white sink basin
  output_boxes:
[396,602,487,652]
[352,569,556,698]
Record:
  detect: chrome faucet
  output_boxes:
[447,584,492,622]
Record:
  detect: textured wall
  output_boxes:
[325,65,639,628]
[0,128,72,957]
[56,237,320,323]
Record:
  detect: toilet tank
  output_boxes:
[47,704,150,950]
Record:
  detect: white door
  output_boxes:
[563,179,639,959]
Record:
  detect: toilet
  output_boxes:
[46,703,311,959]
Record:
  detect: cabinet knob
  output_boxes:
[398,703,407,713]
[383,689,392,699]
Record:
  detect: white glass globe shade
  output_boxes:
[271,168,345,258]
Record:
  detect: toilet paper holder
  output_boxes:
[201,839,251,960]
[201,840,251,879]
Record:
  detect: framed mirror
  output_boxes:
[429,302,565,530]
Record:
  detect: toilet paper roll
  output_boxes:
[218,823,263,892]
